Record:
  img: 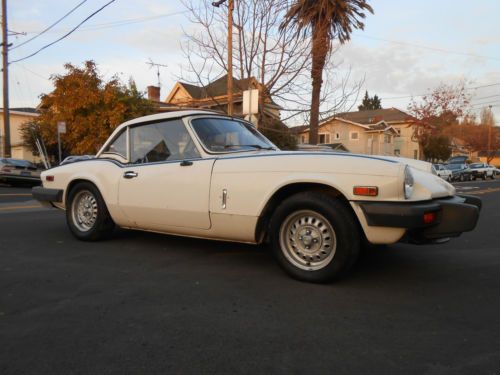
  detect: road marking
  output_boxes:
[0,204,42,211]
[0,193,32,197]
[466,187,500,195]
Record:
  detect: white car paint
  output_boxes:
[39,110,457,245]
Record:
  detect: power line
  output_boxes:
[353,34,500,62]
[10,0,88,50]
[9,0,116,64]
[471,94,500,102]
[19,10,189,34]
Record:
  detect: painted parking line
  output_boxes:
[0,204,42,211]
[465,187,500,195]
[0,193,33,197]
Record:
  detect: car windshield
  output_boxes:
[191,117,275,153]
[446,164,463,170]
[6,158,36,168]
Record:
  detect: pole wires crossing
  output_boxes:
[10,0,116,64]
[10,0,88,50]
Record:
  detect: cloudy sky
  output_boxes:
[5,0,500,123]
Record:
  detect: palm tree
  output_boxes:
[281,0,373,144]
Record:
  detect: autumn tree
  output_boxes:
[22,61,154,160]
[462,107,500,164]
[408,81,471,159]
[280,0,373,144]
[358,90,382,111]
[423,135,451,162]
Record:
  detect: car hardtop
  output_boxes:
[96,110,255,159]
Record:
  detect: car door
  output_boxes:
[118,118,213,230]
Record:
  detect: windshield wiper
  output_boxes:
[224,144,275,150]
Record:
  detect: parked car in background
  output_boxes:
[32,110,481,283]
[433,164,452,181]
[60,155,94,166]
[447,156,468,165]
[0,158,43,186]
[446,163,472,182]
[469,163,496,180]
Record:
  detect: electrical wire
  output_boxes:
[10,0,116,64]
[10,0,88,50]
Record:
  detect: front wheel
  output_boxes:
[269,192,360,283]
[66,182,115,241]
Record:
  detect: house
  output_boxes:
[294,108,421,159]
[478,151,500,167]
[0,108,40,162]
[163,74,282,123]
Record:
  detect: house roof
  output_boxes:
[0,107,39,116]
[169,74,281,108]
[177,75,258,100]
[335,107,417,124]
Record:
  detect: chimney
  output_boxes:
[147,85,160,102]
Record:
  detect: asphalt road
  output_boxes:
[1,180,500,374]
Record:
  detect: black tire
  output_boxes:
[66,182,115,241]
[268,192,361,283]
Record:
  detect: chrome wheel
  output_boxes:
[71,190,98,232]
[279,210,337,271]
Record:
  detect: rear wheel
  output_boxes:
[269,192,360,283]
[66,182,115,241]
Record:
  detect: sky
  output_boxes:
[3,0,500,124]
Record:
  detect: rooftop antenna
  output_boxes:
[146,58,168,88]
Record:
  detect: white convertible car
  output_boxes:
[33,110,481,282]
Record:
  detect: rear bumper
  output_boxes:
[358,195,481,244]
[32,186,63,203]
[0,173,41,183]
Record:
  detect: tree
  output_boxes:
[461,107,500,164]
[408,81,471,159]
[280,0,373,144]
[21,61,154,159]
[259,117,298,150]
[423,135,451,162]
[358,90,381,111]
[181,0,363,125]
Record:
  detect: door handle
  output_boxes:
[180,160,193,167]
[123,171,138,179]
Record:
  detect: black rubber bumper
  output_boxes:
[32,186,63,203]
[358,195,481,243]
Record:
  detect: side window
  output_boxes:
[102,130,127,160]
[130,119,200,164]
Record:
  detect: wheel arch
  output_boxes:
[254,182,357,244]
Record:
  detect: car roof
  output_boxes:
[113,110,228,133]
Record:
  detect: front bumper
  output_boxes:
[32,186,63,203]
[359,195,481,244]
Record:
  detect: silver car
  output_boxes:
[0,158,43,186]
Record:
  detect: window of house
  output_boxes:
[413,150,418,159]
[301,135,305,144]
[319,134,330,144]
[335,132,340,139]
[350,132,359,140]
[130,119,200,164]
[384,134,392,143]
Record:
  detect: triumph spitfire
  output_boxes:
[33,110,481,282]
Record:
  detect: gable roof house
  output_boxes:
[294,108,421,159]
[163,75,282,124]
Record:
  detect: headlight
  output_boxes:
[404,166,414,199]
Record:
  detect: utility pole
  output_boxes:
[488,105,492,161]
[1,0,11,157]
[212,0,234,115]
